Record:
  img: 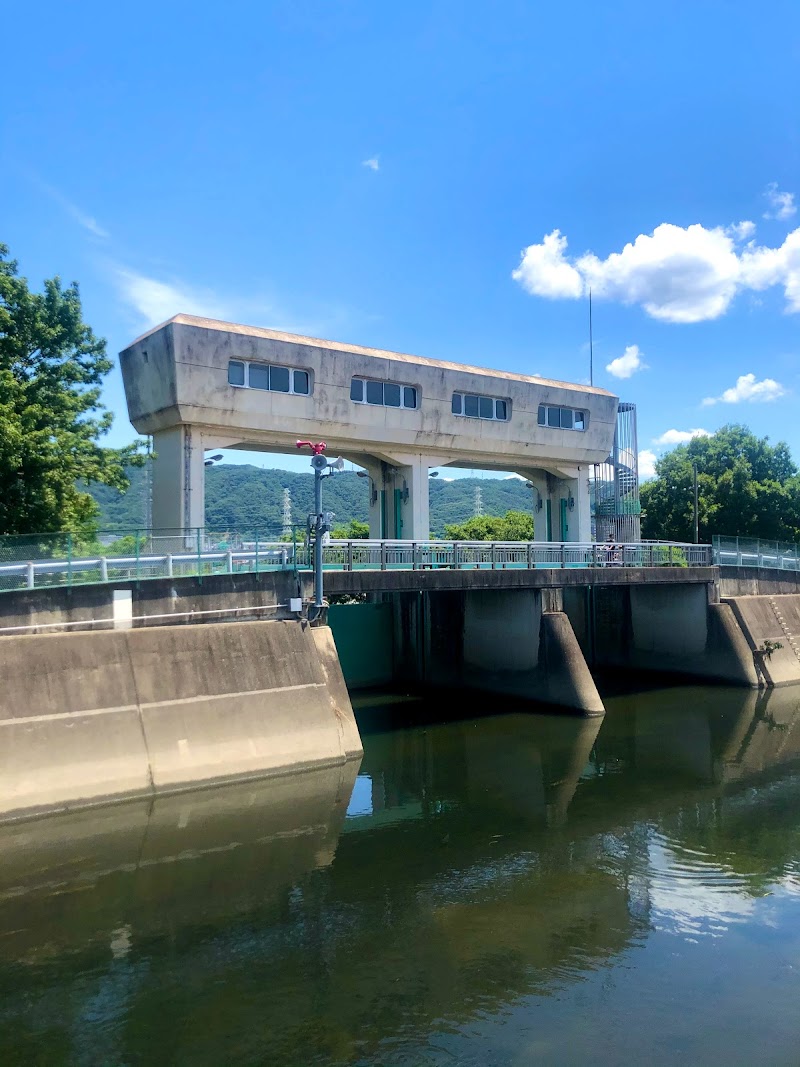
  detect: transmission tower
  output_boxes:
[474,484,483,517]
[281,487,293,538]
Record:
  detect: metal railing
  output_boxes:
[0,530,713,593]
[713,535,800,572]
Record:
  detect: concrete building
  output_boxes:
[120,315,620,540]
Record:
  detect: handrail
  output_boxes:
[0,539,713,593]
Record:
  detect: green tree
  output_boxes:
[331,519,370,539]
[0,244,143,536]
[640,424,800,543]
[444,509,535,541]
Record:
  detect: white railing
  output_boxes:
[0,539,713,593]
[713,535,800,572]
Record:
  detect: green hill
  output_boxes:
[87,464,536,538]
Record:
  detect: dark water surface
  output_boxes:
[3,684,800,1066]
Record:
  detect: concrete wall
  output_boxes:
[724,595,800,687]
[0,620,362,822]
[0,569,309,635]
[719,567,800,597]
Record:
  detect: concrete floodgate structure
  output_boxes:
[120,315,620,541]
[0,620,361,821]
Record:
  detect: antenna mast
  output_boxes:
[589,287,594,387]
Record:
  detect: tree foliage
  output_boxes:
[91,465,539,537]
[444,510,535,541]
[640,425,800,543]
[0,244,143,536]
[331,519,370,539]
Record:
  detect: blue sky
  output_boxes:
[3,0,799,478]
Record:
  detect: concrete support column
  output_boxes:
[569,467,592,542]
[151,426,205,535]
[513,469,548,542]
[397,456,432,541]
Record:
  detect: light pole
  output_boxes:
[692,462,699,544]
[297,441,344,619]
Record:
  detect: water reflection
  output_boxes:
[2,685,800,1066]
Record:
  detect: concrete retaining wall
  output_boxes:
[724,595,800,687]
[0,620,362,821]
[0,570,310,635]
[719,567,800,597]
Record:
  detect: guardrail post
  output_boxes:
[412,542,418,571]
[226,549,234,574]
[491,543,496,570]
[560,542,566,569]
[134,530,141,583]
[166,553,173,578]
[453,542,459,569]
[26,561,34,590]
[527,541,533,569]
[380,541,387,571]
[669,545,674,566]
[255,533,259,575]
[67,533,73,589]
[648,544,653,567]
[347,541,354,572]
[100,557,108,583]
[593,543,598,568]
[197,528,202,583]
[281,546,288,568]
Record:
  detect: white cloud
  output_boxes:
[729,220,756,241]
[654,428,711,445]
[115,268,232,327]
[512,229,584,299]
[362,157,380,171]
[605,343,647,379]
[702,372,786,406]
[113,265,344,338]
[512,221,800,321]
[638,449,657,479]
[35,178,109,238]
[763,182,796,221]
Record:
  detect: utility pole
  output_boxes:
[693,462,699,544]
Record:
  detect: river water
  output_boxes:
[3,682,800,1066]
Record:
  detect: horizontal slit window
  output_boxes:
[538,404,588,431]
[351,377,418,410]
[452,391,510,422]
[228,359,312,395]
